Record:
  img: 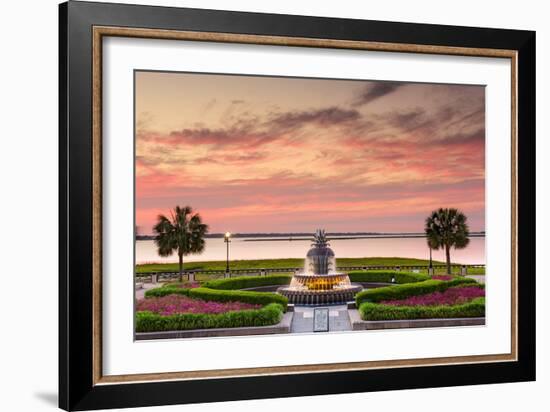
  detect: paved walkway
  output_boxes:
[290,305,352,333]
[135,282,159,300]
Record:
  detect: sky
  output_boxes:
[135,71,485,234]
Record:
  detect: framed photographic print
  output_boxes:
[59,1,536,410]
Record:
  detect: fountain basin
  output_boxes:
[277,282,362,305]
[277,272,362,305]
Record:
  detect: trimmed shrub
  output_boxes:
[144,278,289,310]
[359,297,485,320]
[188,287,288,310]
[348,270,428,284]
[446,277,479,287]
[431,275,453,281]
[355,277,478,306]
[144,287,191,298]
[161,281,200,289]
[203,274,292,290]
[136,303,284,332]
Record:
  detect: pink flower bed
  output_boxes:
[381,286,485,307]
[137,294,261,316]
[431,275,453,281]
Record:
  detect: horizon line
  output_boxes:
[136,230,486,237]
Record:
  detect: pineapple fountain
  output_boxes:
[277,229,362,305]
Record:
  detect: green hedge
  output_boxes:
[188,287,288,310]
[144,287,191,298]
[144,279,289,310]
[136,303,284,332]
[348,270,429,284]
[359,297,485,320]
[202,274,292,290]
[162,281,198,288]
[355,277,478,306]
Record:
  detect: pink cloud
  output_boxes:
[135,80,485,234]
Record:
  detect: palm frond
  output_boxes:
[424,207,470,251]
[152,205,209,259]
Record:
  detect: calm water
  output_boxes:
[136,237,485,265]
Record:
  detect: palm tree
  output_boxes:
[153,205,209,282]
[425,208,470,275]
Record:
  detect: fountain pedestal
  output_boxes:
[277,230,362,305]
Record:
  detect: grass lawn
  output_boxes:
[136,257,448,274]
[463,267,486,275]
[415,266,485,276]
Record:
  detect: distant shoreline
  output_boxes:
[136,231,486,241]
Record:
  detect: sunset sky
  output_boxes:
[135,71,485,234]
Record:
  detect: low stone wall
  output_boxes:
[348,309,485,330]
[135,312,293,340]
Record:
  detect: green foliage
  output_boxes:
[152,205,209,279]
[144,276,289,310]
[425,208,470,250]
[188,287,288,310]
[144,287,191,298]
[153,206,209,257]
[136,257,445,273]
[464,267,485,275]
[359,297,485,320]
[425,208,470,274]
[136,303,284,332]
[348,270,429,284]
[161,281,197,288]
[446,277,478,287]
[202,275,292,290]
[355,277,478,306]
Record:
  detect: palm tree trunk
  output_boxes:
[445,244,451,275]
[178,253,184,283]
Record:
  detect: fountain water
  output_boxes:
[277,229,363,305]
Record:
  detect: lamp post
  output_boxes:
[428,246,434,277]
[224,232,231,276]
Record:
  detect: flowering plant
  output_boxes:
[381,286,484,307]
[137,294,261,316]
